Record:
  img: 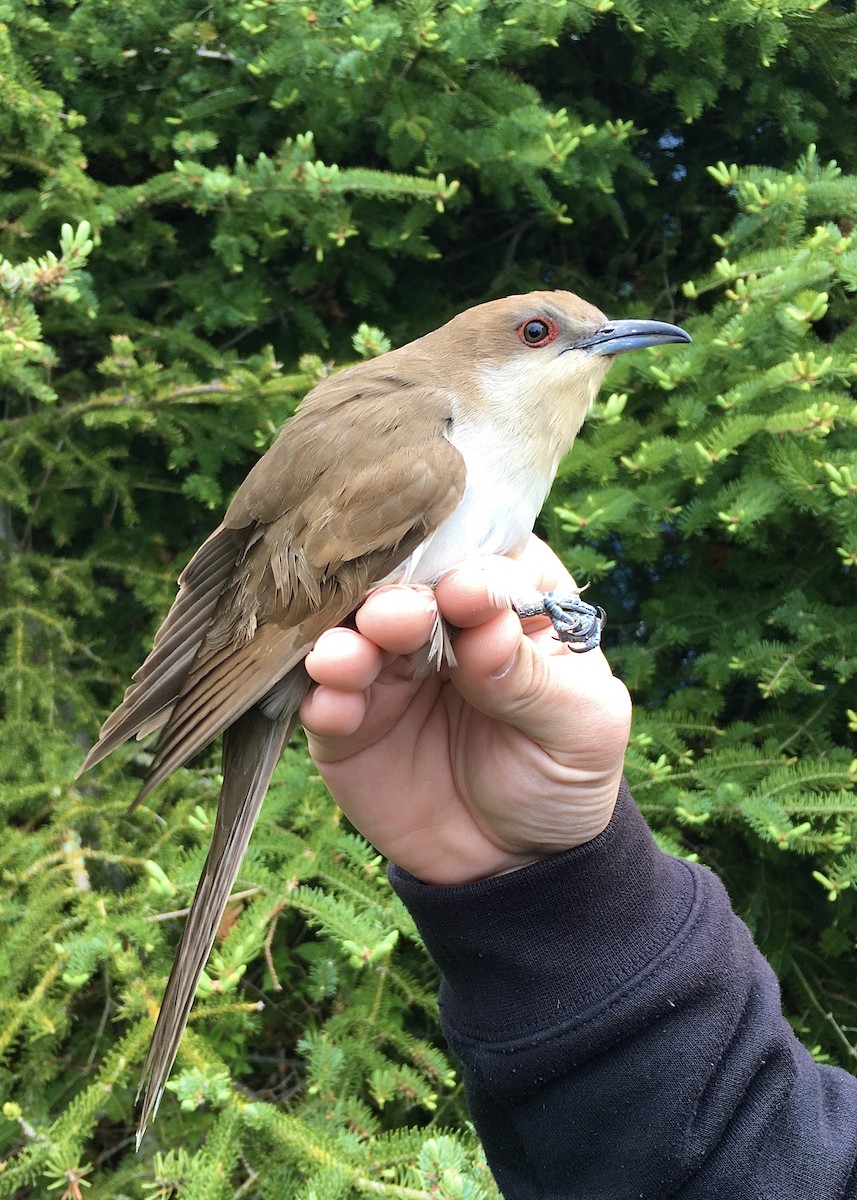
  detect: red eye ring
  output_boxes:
[517,316,559,347]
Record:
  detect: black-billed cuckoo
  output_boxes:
[78,290,690,1140]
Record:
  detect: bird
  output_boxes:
[78,289,690,1141]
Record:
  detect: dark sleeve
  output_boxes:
[389,781,857,1199]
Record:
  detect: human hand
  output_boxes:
[300,537,632,885]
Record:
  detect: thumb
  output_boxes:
[450,609,615,744]
[435,565,630,759]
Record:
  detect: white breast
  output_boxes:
[401,424,552,585]
[389,349,607,586]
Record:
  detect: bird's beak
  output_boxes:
[573,318,692,357]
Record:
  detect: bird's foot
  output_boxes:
[513,590,606,654]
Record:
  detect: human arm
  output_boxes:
[300,540,857,1199]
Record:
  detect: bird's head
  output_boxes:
[425,290,691,444]
[463,287,688,403]
[446,288,690,361]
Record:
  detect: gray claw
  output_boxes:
[513,591,606,653]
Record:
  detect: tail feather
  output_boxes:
[136,650,309,804]
[135,705,292,1145]
[77,526,244,775]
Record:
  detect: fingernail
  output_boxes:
[490,647,519,680]
[312,628,347,650]
[371,584,436,613]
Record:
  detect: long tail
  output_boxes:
[135,706,291,1145]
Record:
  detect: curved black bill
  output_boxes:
[575,318,692,357]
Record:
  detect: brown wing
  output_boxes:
[77,525,247,774]
[80,361,465,794]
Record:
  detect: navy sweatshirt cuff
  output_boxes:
[388,779,698,1042]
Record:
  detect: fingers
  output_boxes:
[436,550,630,760]
[451,606,630,753]
[302,550,548,714]
[300,683,369,738]
[305,628,384,691]
[304,588,437,691]
[301,536,629,763]
[304,538,572,688]
[300,628,375,736]
[355,585,438,654]
[301,586,439,747]
[434,540,576,632]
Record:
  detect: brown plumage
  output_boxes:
[77,290,690,1142]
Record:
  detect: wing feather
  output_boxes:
[81,363,466,796]
[78,526,246,773]
[135,626,319,800]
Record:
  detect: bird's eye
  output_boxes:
[517,317,558,347]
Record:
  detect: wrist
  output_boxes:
[468,766,624,884]
[388,781,698,1040]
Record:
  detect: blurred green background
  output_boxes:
[1,2,856,1195]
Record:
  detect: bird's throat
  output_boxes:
[395,354,607,586]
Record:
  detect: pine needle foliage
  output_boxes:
[1,1,856,1195]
